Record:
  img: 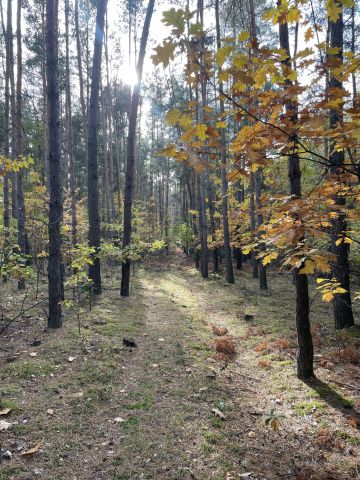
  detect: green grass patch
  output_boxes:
[0,398,19,411]
[293,400,326,415]
[77,360,116,385]
[337,431,360,446]
[204,431,220,445]
[0,467,25,479]
[127,393,154,411]
[121,416,140,429]
[6,360,55,379]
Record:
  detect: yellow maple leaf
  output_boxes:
[238,31,250,42]
[262,252,278,266]
[216,121,227,129]
[322,291,334,302]
[299,259,315,275]
[215,46,233,67]
[157,145,177,157]
[195,124,208,141]
[326,0,341,22]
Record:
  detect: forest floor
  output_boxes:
[0,253,360,480]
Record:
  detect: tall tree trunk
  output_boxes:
[104,19,116,221]
[164,157,170,252]
[197,172,208,278]
[254,170,268,290]
[121,0,155,297]
[41,2,49,193]
[65,0,77,245]
[350,6,357,109]
[207,172,219,273]
[75,0,87,148]
[197,0,208,279]
[249,172,258,278]
[7,0,17,219]
[234,182,243,270]
[215,0,234,284]
[87,0,107,295]
[47,0,63,328]
[1,0,10,281]
[329,4,354,329]
[278,8,313,379]
[187,170,200,267]
[16,0,27,291]
[101,86,111,224]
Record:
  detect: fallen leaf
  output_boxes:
[21,442,44,456]
[0,408,11,416]
[0,420,12,431]
[47,409,54,416]
[247,431,256,438]
[268,417,280,432]
[212,408,226,420]
[68,356,76,362]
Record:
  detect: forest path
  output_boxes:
[1,254,359,480]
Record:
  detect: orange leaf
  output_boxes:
[21,442,44,457]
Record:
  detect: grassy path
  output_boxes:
[0,254,359,480]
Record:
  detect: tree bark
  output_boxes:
[16,0,27,291]
[87,0,107,295]
[121,0,155,296]
[329,4,354,329]
[7,0,17,219]
[207,172,219,273]
[249,172,258,278]
[1,0,10,280]
[215,0,234,284]
[75,0,87,148]
[278,8,313,379]
[47,0,63,328]
[65,0,77,245]
[255,170,268,290]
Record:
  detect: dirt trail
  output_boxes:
[1,254,359,480]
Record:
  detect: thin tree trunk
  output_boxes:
[197,172,208,278]
[329,4,354,329]
[197,0,208,279]
[87,0,107,295]
[278,8,313,379]
[75,0,87,147]
[16,0,27,291]
[207,172,219,273]
[104,19,116,221]
[65,0,77,245]
[249,172,258,278]
[41,2,49,193]
[47,0,63,328]
[164,157,170,252]
[121,0,155,296]
[187,171,200,267]
[101,87,111,224]
[254,170,268,290]
[1,0,10,281]
[7,0,17,219]
[215,0,234,283]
